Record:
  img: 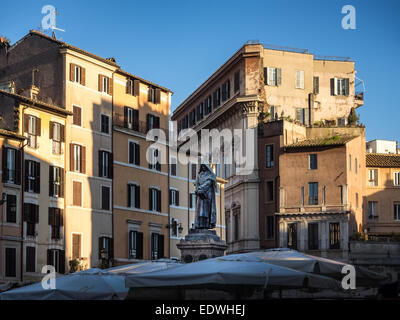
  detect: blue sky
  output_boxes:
[1,0,399,141]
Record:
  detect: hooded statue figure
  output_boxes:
[194,163,217,229]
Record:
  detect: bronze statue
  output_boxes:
[194,163,217,229]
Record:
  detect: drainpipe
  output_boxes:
[167,130,170,258]
[111,71,115,265]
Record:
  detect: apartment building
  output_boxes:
[0,128,25,283]
[365,152,400,238]
[112,69,172,263]
[0,88,70,281]
[172,42,364,254]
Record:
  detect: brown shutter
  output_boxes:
[49,122,54,139]
[73,181,82,206]
[60,124,65,142]
[81,146,86,174]
[70,144,74,171]
[36,117,41,136]
[98,150,103,177]
[70,63,75,82]
[126,79,130,94]
[24,114,29,133]
[98,75,102,92]
[155,89,161,104]
[133,80,140,96]
[108,77,113,95]
[81,67,86,86]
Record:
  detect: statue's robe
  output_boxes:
[194,165,217,229]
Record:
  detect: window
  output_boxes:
[70,144,85,173]
[129,141,140,165]
[99,150,112,178]
[98,75,111,94]
[196,103,204,121]
[356,193,359,209]
[49,166,64,198]
[234,71,240,93]
[5,247,16,277]
[50,122,64,154]
[301,186,305,206]
[266,181,274,202]
[329,223,340,249]
[322,186,326,205]
[73,181,82,206]
[212,89,220,110]
[5,194,17,223]
[73,106,82,126]
[70,63,85,86]
[48,208,63,240]
[309,154,318,170]
[308,223,319,250]
[394,203,400,221]
[2,147,21,184]
[355,158,358,175]
[151,233,164,260]
[23,203,39,236]
[129,231,143,259]
[368,169,378,186]
[25,160,40,193]
[147,114,160,131]
[190,163,197,180]
[148,87,155,102]
[368,201,378,221]
[264,67,281,86]
[204,95,212,115]
[221,80,230,102]
[287,223,297,249]
[26,246,36,273]
[308,182,318,205]
[331,78,349,96]
[98,236,113,260]
[101,114,110,134]
[149,148,161,171]
[169,189,179,206]
[189,109,196,127]
[295,70,304,89]
[266,144,274,168]
[24,115,40,148]
[337,117,346,127]
[313,76,319,94]
[296,108,306,125]
[72,234,81,259]
[170,157,177,176]
[265,216,274,240]
[234,213,240,241]
[149,188,161,212]
[124,107,139,130]
[101,186,111,211]
[394,172,400,186]
[189,193,196,209]
[349,155,352,171]
[128,183,140,209]
[224,163,230,179]
[126,78,140,96]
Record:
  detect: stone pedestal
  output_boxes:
[177,229,228,263]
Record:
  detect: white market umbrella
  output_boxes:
[106,259,181,275]
[0,268,127,300]
[218,249,387,285]
[125,257,340,290]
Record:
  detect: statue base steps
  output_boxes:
[177,229,228,263]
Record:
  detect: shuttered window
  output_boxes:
[295,70,305,89]
[266,144,274,168]
[49,122,64,154]
[101,114,110,134]
[73,181,82,206]
[26,246,36,272]
[70,144,85,173]
[49,166,64,198]
[129,231,143,259]
[147,114,160,131]
[6,194,17,223]
[170,157,177,176]
[331,78,349,96]
[98,75,112,94]
[124,107,139,130]
[25,160,40,193]
[70,63,85,86]
[98,237,113,260]
[313,76,319,94]
[128,183,140,209]
[73,106,82,126]
[5,247,16,277]
[101,186,111,211]
[99,150,112,178]
[169,189,179,206]
[149,188,161,212]
[72,234,81,259]
[264,67,281,86]
[309,154,318,170]
[2,147,21,185]
[48,208,63,240]
[23,203,39,236]
[128,141,140,165]
[151,233,164,260]
[24,115,40,148]
[308,182,319,205]
[329,223,340,249]
[47,249,65,273]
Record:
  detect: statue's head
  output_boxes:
[200,164,208,172]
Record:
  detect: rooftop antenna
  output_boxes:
[32,68,39,86]
[51,8,65,39]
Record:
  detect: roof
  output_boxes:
[15,31,172,93]
[0,129,26,141]
[366,153,400,168]
[0,90,73,117]
[283,135,358,150]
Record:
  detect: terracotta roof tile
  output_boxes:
[284,135,358,149]
[366,153,400,168]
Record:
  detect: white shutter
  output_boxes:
[334,78,338,95]
[300,70,304,89]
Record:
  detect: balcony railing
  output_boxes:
[113,114,169,138]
